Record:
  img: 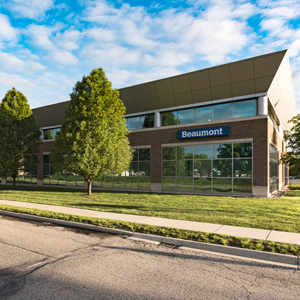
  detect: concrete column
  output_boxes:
[154,111,161,127]
[258,96,268,115]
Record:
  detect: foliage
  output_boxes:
[50,68,132,195]
[0,88,41,189]
[282,114,300,175]
[1,185,300,233]
[1,204,300,256]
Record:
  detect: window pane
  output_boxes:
[194,145,211,159]
[114,176,125,188]
[141,114,154,128]
[129,162,138,175]
[163,147,176,160]
[233,178,252,194]
[195,106,213,123]
[44,129,52,139]
[162,161,176,176]
[177,108,194,125]
[233,159,252,177]
[43,155,50,164]
[163,177,176,191]
[213,160,232,177]
[139,148,150,161]
[43,165,49,176]
[162,111,177,126]
[177,177,193,191]
[102,176,113,187]
[194,160,211,177]
[194,178,212,192]
[127,116,140,130]
[139,162,150,176]
[177,146,193,159]
[93,177,102,187]
[52,128,60,139]
[214,103,233,120]
[213,144,232,158]
[233,143,252,158]
[139,177,150,190]
[126,176,138,189]
[132,149,138,161]
[234,99,256,118]
[213,178,232,193]
[177,160,193,176]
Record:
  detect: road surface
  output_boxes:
[0,215,299,299]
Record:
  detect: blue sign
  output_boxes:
[177,126,229,139]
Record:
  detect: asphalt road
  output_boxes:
[0,216,299,300]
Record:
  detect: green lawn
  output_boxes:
[0,185,300,233]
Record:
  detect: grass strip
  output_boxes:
[1,204,300,257]
[1,185,300,233]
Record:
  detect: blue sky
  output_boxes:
[0,0,300,111]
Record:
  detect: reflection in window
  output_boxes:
[178,108,194,124]
[195,106,213,123]
[161,99,256,127]
[214,103,233,120]
[126,114,154,130]
[43,127,60,140]
[162,143,252,194]
[233,143,252,158]
[213,144,232,158]
[234,99,256,118]
[162,111,177,126]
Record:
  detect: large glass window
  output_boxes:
[162,142,252,194]
[234,99,256,118]
[178,108,194,125]
[43,154,84,187]
[126,114,154,130]
[214,103,233,120]
[269,144,278,193]
[43,127,60,140]
[94,147,151,191]
[195,106,213,123]
[161,99,257,127]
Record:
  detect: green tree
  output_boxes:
[50,68,132,195]
[0,88,41,189]
[282,114,300,176]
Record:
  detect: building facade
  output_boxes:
[2,50,297,197]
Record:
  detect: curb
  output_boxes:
[1,210,299,269]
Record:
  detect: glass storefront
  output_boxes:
[162,142,252,194]
[43,148,151,191]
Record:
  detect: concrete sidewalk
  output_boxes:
[1,199,300,246]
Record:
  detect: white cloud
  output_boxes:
[0,13,18,42]
[2,0,55,20]
[81,0,255,71]
[0,52,46,72]
[26,24,79,65]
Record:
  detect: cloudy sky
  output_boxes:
[0,0,300,111]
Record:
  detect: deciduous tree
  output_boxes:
[0,88,41,189]
[51,68,132,195]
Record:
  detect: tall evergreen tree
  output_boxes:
[51,68,132,195]
[0,88,41,189]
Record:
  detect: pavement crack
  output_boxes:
[0,239,53,259]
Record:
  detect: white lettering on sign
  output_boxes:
[179,126,228,139]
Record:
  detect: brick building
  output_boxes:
[4,50,296,197]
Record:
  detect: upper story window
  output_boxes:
[43,127,60,140]
[162,99,256,126]
[126,113,154,130]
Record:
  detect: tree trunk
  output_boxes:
[88,180,92,196]
[12,175,16,190]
